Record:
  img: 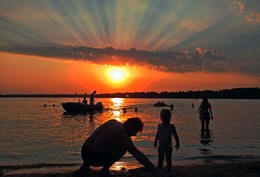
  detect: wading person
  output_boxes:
[197,96,213,135]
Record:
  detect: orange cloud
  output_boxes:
[246,12,260,23]
[233,0,245,13]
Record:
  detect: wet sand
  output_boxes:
[1,161,259,177]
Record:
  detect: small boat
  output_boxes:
[61,102,103,113]
[153,101,168,107]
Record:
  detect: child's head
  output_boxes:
[160,108,171,124]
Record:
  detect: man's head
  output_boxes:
[160,108,171,124]
[124,117,143,136]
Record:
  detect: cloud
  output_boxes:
[232,0,260,23]
[233,0,245,13]
[0,45,229,74]
[246,12,260,23]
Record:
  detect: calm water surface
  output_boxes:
[0,98,259,172]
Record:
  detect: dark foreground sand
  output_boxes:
[1,161,259,177]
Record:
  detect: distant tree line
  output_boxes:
[97,87,260,99]
[0,87,259,99]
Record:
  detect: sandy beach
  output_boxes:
[1,161,259,177]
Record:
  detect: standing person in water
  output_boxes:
[154,109,180,173]
[197,96,213,135]
[90,90,96,105]
[77,117,166,177]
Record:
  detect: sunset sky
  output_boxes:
[0,0,259,94]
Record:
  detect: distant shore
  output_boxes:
[0,87,259,99]
[1,161,259,177]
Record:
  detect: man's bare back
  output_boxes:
[84,120,133,152]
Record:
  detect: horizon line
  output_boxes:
[0,87,259,96]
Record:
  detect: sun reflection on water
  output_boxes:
[110,98,125,121]
[111,98,124,107]
[111,161,141,171]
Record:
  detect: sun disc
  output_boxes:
[111,70,125,81]
[105,66,129,84]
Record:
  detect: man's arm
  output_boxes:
[122,134,165,177]
[128,143,156,169]
[127,142,165,177]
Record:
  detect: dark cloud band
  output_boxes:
[0,45,229,73]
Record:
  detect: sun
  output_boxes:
[105,66,130,84]
[110,69,125,81]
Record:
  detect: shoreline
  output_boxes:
[1,87,259,99]
[1,161,259,177]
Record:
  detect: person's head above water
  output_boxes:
[160,108,171,125]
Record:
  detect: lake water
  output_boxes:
[0,97,259,173]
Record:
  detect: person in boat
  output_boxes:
[90,90,96,106]
[154,109,180,173]
[154,101,167,107]
[197,96,213,135]
[76,117,166,177]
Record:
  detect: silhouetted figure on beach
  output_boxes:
[170,104,174,110]
[154,109,180,173]
[192,103,194,108]
[134,107,138,112]
[77,117,166,177]
[90,90,96,105]
[197,96,213,135]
